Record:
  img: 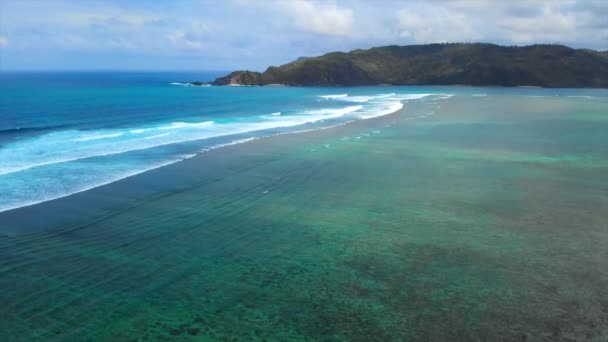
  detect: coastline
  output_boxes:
[179,81,608,89]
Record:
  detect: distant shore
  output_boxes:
[204,43,608,88]
[174,81,606,89]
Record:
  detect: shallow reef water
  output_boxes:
[1,94,607,341]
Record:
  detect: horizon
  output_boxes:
[1,0,607,71]
[2,42,606,73]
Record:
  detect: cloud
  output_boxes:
[163,20,209,51]
[1,0,606,70]
[397,5,482,43]
[394,1,608,48]
[499,5,576,43]
[280,1,354,36]
[60,12,165,28]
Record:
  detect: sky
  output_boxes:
[0,0,607,71]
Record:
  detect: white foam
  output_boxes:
[158,122,187,130]
[170,82,210,87]
[0,92,444,212]
[270,112,281,116]
[158,121,213,130]
[319,94,348,99]
[338,93,396,103]
[0,158,185,213]
[0,104,367,177]
[207,137,258,150]
[400,94,434,100]
[302,105,363,120]
[356,102,403,119]
[144,133,171,140]
[353,94,441,120]
[567,95,595,99]
[189,121,215,127]
[0,135,269,213]
[339,96,374,103]
[158,121,214,130]
[73,133,124,142]
[434,94,454,100]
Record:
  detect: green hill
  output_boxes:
[211,43,608,88]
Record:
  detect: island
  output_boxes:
[198,43,608,88]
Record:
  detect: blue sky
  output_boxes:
[0,0,607,71]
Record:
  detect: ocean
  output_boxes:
[1,71,452,213]
[1,72,606,214]
[1,72,608,340]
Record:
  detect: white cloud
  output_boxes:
[2,0,607,70]
[499,5,576,43]
[393,1,608,48]
[281,1,354,36]
[397,5,482,43]
[166,21,208,50]
[167,30,203,50]
[60,12,164,28]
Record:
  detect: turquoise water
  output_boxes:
[1,72,606,213]
[1,72,458,212]
[1,74,608,340]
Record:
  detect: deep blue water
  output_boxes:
[0,71,606,212]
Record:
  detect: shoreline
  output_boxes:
[178,81,608,90]
[0,104,409,235]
